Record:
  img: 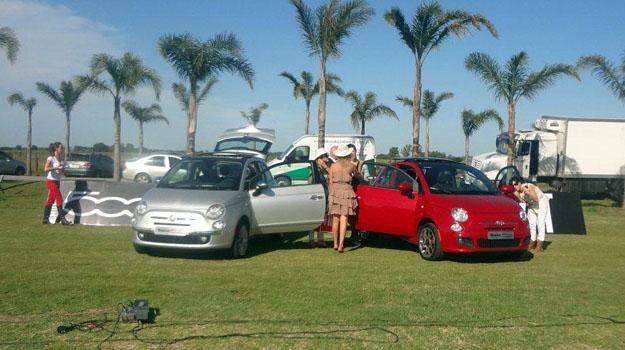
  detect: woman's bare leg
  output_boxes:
[338,215,348,251]
[331,215,339,249]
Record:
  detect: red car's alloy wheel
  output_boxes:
[418,223,443,260]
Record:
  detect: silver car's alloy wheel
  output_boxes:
[135,173,151,183]
[418,223,443,261]
[231,224,249,259]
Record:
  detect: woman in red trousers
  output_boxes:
[43,142,71,225]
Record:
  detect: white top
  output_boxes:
[46,156,63,181]
[521,183,548,208]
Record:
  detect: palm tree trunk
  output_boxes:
[425,118,430,158]
[412,62,422,157]
[64,112,71,160]
[464,135,470,164]
[317,59,327,149]
[361,118,366,135]
[138,121,144,156]
[304,100,311,135]
[186,89,197,154]
[27,110,32,176]
[506,101,516,166]
[622,181,625,210]
[113,96,122,181]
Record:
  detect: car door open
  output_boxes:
[355,163,420,237]
[248,161,326,234]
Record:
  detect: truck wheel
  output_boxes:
[231,223,249,259]
[418,223,443,261]
[134,173,151,183]
[275,175,291,187]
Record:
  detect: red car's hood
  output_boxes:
[429,194,520,214]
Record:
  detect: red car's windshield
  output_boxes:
[418,162,499,195]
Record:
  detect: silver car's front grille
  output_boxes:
[148,212,203,227]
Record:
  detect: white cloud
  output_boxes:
[0,0,124,148]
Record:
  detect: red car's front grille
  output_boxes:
[477,239,520,248]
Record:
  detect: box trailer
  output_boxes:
[472,116,625,201]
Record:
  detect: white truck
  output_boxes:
[472,116,625,201]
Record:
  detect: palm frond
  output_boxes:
[395,95,413,109]
[75,74,113,96]
[197,77,218,105]
[278,71,301,98]
[384,8,415,53]
[521,63,579,100]
[7,92,25,107]
[172,83,189,111]
[370,104,398,120]
[577,55,625,100]
[327,0,374,58]
[0,26,20,63]
[290,0,320,56]
[465,52,505,100]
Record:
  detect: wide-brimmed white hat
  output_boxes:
[314,148,328,159]
[334,144,352,158]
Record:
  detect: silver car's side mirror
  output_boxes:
[253,182,268,196]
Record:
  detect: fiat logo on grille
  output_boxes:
[169,215,176,222]
[496,220,504,226]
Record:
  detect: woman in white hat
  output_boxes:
[328,144,360,252]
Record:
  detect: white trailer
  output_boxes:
[472,116,625,201]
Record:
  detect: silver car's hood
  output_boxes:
[142,188,243,211]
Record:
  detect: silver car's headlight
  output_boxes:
[205,204,225,220]
[135,200,148,216]
[519,208,528,221]
[451,208,469,223]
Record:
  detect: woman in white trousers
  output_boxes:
[511,176,549,252]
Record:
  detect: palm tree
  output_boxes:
[122,100,169,156]
[290,0,374,149]
[385,1,497,156]
[159,33,254,154]
[7,93,35,175]
[344,90,397,135]
[278,71,344,134]
[461,109,503,164]
[577,53,625,208]
[36,81,86,160]
[0,26,19,64]
[465,51,579,165]
[241,103,269,127]
[397,90,453,157]
[77,53,161,181]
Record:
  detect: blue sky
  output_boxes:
[1,0,624,156]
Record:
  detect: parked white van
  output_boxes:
[268,134,376,165]
[267,134,376,185]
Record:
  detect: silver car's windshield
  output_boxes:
[158,158,243,191]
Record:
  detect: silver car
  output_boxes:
[122,153,182,183]
[131,154,326,258]
[0,151,26,175]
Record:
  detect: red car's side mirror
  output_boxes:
[397,182,413,194]
[499,184,514,194]
[499,184,518,200]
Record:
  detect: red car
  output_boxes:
[352,159,529,260]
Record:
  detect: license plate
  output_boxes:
[488,231,513,240]
[154,227,186,236]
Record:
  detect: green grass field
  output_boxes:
[1,181,624,349]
